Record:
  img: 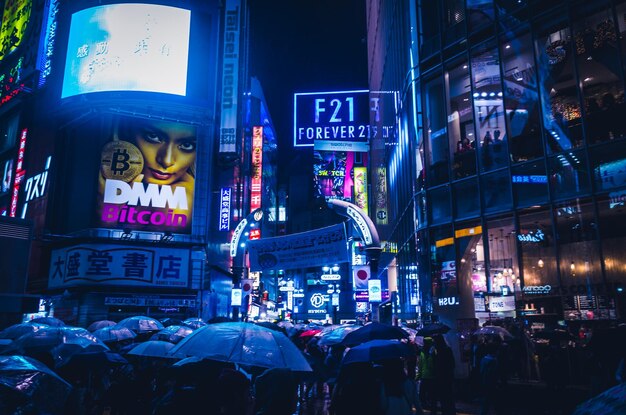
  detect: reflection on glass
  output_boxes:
[574,6,625,143]
[467,0,494,31]
[501,32,543,162]
[548,150,591,200]
[481,170,512,213]
[512,161,549,207]
[471,45,508,172]
[424,77,449,185]
[453,178,480,219]
[590,142,626,192]
[446,61,477,179]
[518,209,558,291]
[536,22,583,153]
[486,218,518,295]
[429,186,452,224]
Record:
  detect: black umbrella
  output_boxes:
[254,321,288,335]
[341,322,409,347]
[416,322,451,337]
[342,339,416,365]
[56,350,129,378]
[0,355,72,414]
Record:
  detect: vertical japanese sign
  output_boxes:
[219,187,231,231]
[10,129,28,217]
[353,166,368,215]
[48,244,190,288]
[250,126,263,212]
[219,0,241,153]
[36,0,59,86]
[375,166,388,225]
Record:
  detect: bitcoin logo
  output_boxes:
[100,141,144,181]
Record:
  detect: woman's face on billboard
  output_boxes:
[131,120,197,185]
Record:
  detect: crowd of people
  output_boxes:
[1,316,625,415]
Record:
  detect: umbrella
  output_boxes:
[56,350,129,376]
[160,318,184,327]
[114,316,164,333]
[29,316,66,327]
[4,326,105,358]
[341,322,409,347]
[416,322,451,337]
[317,324,361,346]
[255,321,288,335]
[0,323,50,340]
[473,326,514,341]
[299,329,322,338]
[127,340,176,358]
[150,325,194,344]
[87,320,117,332]
[50,341,110,367]
[92,326,137,343]
[183,317,209,329]
[571,382,626,415]
[342,339,416,365]
[169,322,312,372]
[0,355,72,414]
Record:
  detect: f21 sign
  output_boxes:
[294,90,374,152]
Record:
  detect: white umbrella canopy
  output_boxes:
[114,316,164,333]
[169,322,312,372]
[92,326,137,343]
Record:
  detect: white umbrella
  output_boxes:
[114,316,164,333]
[169,322,312,372]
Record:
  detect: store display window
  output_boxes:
[453,178,480,219]
[423,75,450,186]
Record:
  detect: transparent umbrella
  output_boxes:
[150,325,194,344]
[0,355,72,414]
[127,340,176,358]
[317,324,361,346]
[114,316,164,333]
[29,317,66,327]
[0,323,50,340]
[183,317,208,330]
[92,326,137,343]
[473,326,514,341]
[87,320,117,332]
[169,322,312,372]
[4,326,105,358]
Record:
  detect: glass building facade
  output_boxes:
[367,0,626,330]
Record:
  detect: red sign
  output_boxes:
[249,228,261,240]
[10,129,27,217]
[250,126,263,211]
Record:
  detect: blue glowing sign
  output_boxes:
[294,90,371,151]
[219,187,231,231]
[61,4,190,98]
[512,175,548,184]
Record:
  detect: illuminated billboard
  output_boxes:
[97,115,196,234]
[61,4,191,98]
[250,126,263,212]
[294,90,371,151]
[313,150,354,201]
[353,167,368,215]
[0,0,32,61]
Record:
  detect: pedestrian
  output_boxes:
[416,337,435,411]
[253,367,299,415]
[479,341,504,415]
[215,368,255,415]
[431,334,456,415]
[330,362,386,415]
[324,344,345,397]
[380,358,423,415]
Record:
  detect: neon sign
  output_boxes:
[219,187,232,231]
[10,129,27,217]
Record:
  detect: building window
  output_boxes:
[501,31,543,163]
[590,139,626,193]
[447,60,477,179]
[548,150,591,200]
[574,3,625,144]
[453,178,480,219]
[517,208,559,314]
[471,44,508,172]
[424,76,450,186]
[535,19,584,153]
[467,0,494,31]
[511,161,549,208]
[486,217,519,296]
[429,185,452,224]
[481,169,512,213]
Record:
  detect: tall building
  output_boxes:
[0,0,278,326]
[367,0,626,369]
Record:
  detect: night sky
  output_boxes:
[248,0,368,183]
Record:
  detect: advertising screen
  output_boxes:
[97,115,196,234]
[313,150,354,201]
[61,4,190,98]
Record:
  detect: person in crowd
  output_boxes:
[416,337,435,411]
[542,337,567,414]
[324,344,345,397]
[253,367,299,415]
[303,338,326,399]
[479,341,504,415]
[330,362,386,415]
[380,358,423,415]
[215,368,255,415]
[431,334,456,415]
